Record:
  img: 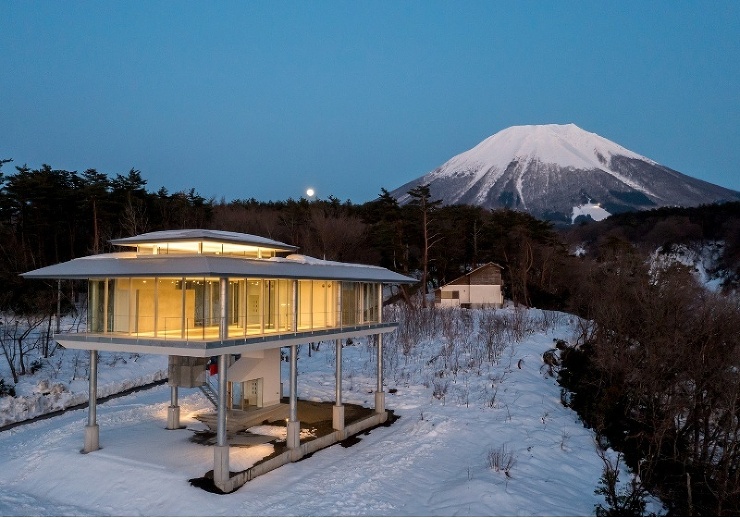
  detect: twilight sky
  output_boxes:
[1,1,738,203]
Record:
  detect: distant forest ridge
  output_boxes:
[1,160,738,312]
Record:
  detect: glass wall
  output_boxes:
[341,282,359,325]
[157,278,183,337]
[88,280,106,333]
[246,279,262,333]
[277,279,292,332]
[298,280,313,329]
[87,277,379,340]
[363,283,380,323]
[341,282,380,326]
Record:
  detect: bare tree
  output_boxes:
[0,312,46,383]
[407,184,442,307]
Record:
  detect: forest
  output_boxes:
[1,159,740,514]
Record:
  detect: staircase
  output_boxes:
[199,377,219,408]
[194,403,289,433]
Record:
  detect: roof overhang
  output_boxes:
[21,253,416,284]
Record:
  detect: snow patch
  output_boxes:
[571,202,611,223]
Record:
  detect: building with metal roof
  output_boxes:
[22,230,415,492]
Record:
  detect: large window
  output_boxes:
[317,280,338,328]
[89,276,378,340]
[276,279,292,332]
[363,283,380,323]
[298,280,313,330]
[157,278,183,337]
[341,282,359,325]
[246,279,262,333]
[87,279,106,333]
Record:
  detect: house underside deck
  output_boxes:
[54,322,398,356]
[187,399,394,492]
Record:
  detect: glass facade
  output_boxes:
[87,277,381,341]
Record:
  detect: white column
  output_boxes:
[180,277,186,339]
[83,349,100,453]
[287,281,301,448]
[166,382,181,430]
[153,277,159,338]
[214,277,230,488]
[219,278,228,341]
[337,283,342,328]
[375,286,385,413]
[333,339,344,431]
[103,279,109,333]
[375,334,385,413]
[55,279,61,334]
[287,344,300,449]
[214,353,230,487]
[292,280,298,332]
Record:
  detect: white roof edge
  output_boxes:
[21,253,416,284]
[110,229,298,251]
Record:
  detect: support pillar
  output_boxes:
[83,349,100,453]
[214,278,230,488]
[287,344,300,449]
[214,353,230,487]
[55,279,61,334]
[166,385,181,430]
[375,333,385,414]
[333,339,344,431]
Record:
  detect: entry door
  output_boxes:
[246,379,263,408]
[231,381,243,410]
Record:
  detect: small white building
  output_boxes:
[434,263,504,309]
[23,229,414,492]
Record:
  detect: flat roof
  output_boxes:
[110,229,298,252]
[22,252,416,284]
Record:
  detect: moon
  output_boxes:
[306,188,315,197]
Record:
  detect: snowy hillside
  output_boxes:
[0,306,663,516]
[391,124,740,223]
[648,241,728,292]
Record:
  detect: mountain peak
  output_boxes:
[441,123,652,179]
[392,124,740,224]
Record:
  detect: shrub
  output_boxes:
[0,378,16,397]
[29,358,43,374]
[488,444,516,476]
[594,451,649,517]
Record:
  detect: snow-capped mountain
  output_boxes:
[391,124,740,223]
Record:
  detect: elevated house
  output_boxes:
[22,229,414,492]
[434,262,504,309]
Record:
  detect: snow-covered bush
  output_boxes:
[488,443,516,476]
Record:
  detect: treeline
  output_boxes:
[0,161,572,313]
[3,159,738,314]
[0,161,211,311]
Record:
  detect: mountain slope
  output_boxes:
[392,124,740,223]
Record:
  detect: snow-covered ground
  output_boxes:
[0,307,662,516]
[649,240,726,291]
[0,349,167,427]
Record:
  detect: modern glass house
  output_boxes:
[22,229,414,492]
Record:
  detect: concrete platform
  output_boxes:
[190,399,392,493]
